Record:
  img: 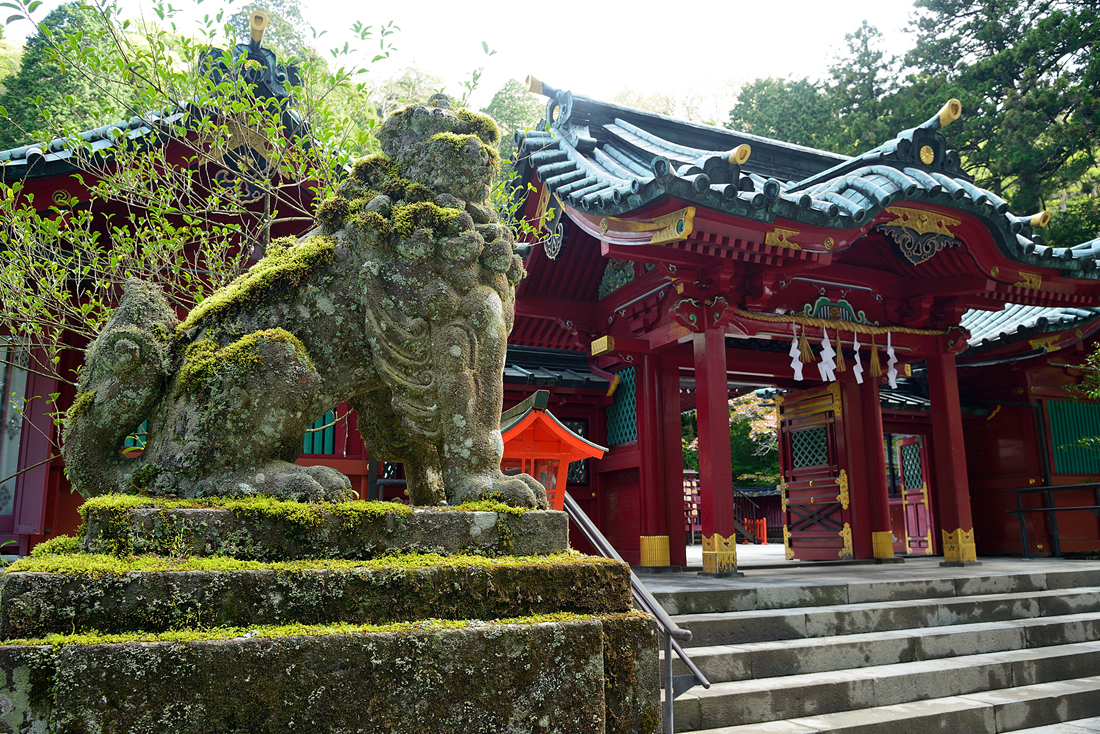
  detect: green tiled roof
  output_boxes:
[517,86,1100,279]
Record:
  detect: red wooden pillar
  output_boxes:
[860,376,894,560]
[637,355,670,565]
[693,327,737,573]
[661,359,688,567]
[926,343,978,564]
[841,380,873,560]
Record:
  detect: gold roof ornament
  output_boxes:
[1030,211,1052,228]
[249,11,268,46]
[937,98,962,129]
[728,144,751,165]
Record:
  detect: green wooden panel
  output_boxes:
[606,368,637,446]
[302,411,336,455]
[1049,400,1100,475]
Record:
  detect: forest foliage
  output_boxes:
[727,1,1100,249]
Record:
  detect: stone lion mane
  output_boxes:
[63,95,548,509]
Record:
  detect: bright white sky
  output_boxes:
[7,0,918,112]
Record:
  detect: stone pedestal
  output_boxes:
[0,497,660,733]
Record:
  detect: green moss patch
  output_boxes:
[28,535,81,558]
[78,495,566,561]
[14,613,646,734]
[456,109,500,146]
[66,389,95,422]
[0,553,634,638]
[178,234,336,331]
[6,550,603,577]
[4,611,614,648]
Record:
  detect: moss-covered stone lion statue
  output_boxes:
[62,95,548,509]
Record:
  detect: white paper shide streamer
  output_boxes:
[817,327,837,382]
[852,332,864,384]
[886,332,899,388]
[789,324,804,381]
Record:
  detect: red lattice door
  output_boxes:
[897,436,934,555]
[778,384,853,561]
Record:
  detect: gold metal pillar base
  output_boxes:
[702,532,738,573]
[942,527,978,563]
[639,535,670,567]
[872,531,894,559]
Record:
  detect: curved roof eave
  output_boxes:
[516,86,1099,281]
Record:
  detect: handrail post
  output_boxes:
[1017,492,1031,560]
[1046,488,1061,557]
[663,632,674,734]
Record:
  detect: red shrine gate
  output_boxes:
[778,385,852,560]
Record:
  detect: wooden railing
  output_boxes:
[1007,482,1100,559]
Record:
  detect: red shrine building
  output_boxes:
[504,80,1100,570]
[3,66,1100,566]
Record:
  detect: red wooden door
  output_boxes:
[779,384,853,561]
[897,436,934,555]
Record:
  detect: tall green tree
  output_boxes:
[0,1,127,148]
[482,78,542,165]
[906,0,1100,234]
[826,21,911,155]
[726,77,839,150]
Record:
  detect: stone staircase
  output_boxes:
[651,561,1100,733]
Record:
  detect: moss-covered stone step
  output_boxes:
[0,613,659,734]
[0,552,631,638]
[79,495,567,560]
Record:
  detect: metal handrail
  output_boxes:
[563,491,710,734]
[1008,481,1100,558]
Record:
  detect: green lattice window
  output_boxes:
[900,443,923,489]
[564,420,589,484]
[606,367,637,446]
[302,411,336,455]
[790,427,828,468]
[1049,400,1100,475]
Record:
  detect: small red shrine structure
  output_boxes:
[500,389,607,510]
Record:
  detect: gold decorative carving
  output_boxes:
[838,523,853,560]
[942,527,977,563]
[828,382,843,418]
[52,189,71,207]
[702,532,738,573]
[823,237,835,249]
[1028,335,1060,353]
[765,227,802,250]
[921,483,930,508]
[780,483,789,512]
[639,535,671,567]
[534,185,552,223]
[836,469,849,510]
[783,526,794,560]
[1076,329,1084,339]
[923,529,934,555]
[599,206,696,245]
[990,266,999,277]
[919,146,935,165]
[883,207,961,237]
[590,335,615,356]
[1013,271,1042,290]
[871,531,894,559]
